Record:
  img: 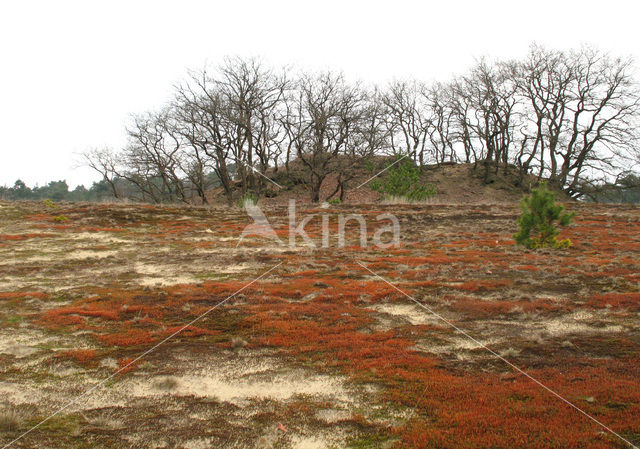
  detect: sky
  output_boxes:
[0,0,638,189]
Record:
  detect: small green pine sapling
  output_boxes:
[514,182,575,249]
[370,157,436,201]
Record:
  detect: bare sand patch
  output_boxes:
[68,232,130,245]
[64,250,119,260]
[134,262,197,286]
[0,327,52,358]
[134,261,255,286]
[315,408,351,423]
[532,310,624,337]
[131,368,351,405]
[290,435,333,449]
[369,302,442,326]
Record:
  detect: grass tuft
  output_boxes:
[0,408,21,432]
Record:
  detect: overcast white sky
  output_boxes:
[0,0,638,188]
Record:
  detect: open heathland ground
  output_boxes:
[0,200,639,448]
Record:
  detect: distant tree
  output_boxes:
[68,185,89,201]
[425,82,457,165]
[453,59,520,183]
[82,148,121,198]
[514,46,640,196]
[579,172,640,203]
[33,180,69,201]
[12,180,32,199]
[381,80,429,164]
[73,50,639,204]
[173,72,235,205]
[282,72,364,202]
[216,57,289,195]
[327,87,390,202]
[123,110,189,203]
[87,180,116,201]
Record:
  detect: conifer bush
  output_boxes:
[514,182,575,249]
[370,157,435,201]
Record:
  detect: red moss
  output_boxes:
[0,233,54,241]
[79,226,126,232]
[0,291,49,300]
[50,224,73,230]
[160,325,220,338]
[117,357,139,375]
[55,349,98,367]
[514,264,540,271]
[448,296,562,318]
[252,291,640,448]
[98,329,156,347]
[589,292,640,310]
[452,279,512,292]
[379,255,458,266]
[25,213,50,221]
[41,305,119,326]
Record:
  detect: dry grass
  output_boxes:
[152,376,179,391]
[379,195,437,205]
[81,411,125,430]
[0,408,21,432]
[231,337,248,349]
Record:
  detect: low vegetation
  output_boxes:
[0,408,21,432]
[370,158,436,202]
[0,200,638,448]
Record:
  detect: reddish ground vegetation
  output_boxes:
[246,289,640,448]
[0,233,54,241]
[117,357,139,375]
[589,292,640,311]
[0,291,49,300]
[98,329,157,347]
[447,295,562,318]
[55,349,98,367]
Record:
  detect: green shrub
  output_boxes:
[53,215,69,222]
[327,198,342,205]
[42,199,56,208]
[514,183,575,249]
[237,192,258,207]
[370,157,435,201]
[363,158,377,173]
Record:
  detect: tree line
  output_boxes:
[82,44,639,204]
[0,179,116,202]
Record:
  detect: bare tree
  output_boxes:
[514,45,640,196]
[282,72,363,202]
[425,82,457,165]
[556,47,640,195]
[82,147,121,198]
[122,110,188,203]
[512,46,573,185]
[328,87,389,201]
[82,50,639,204]
[452,60,521,182]
[173,70,235,205]
[215,57,289,195]
[381,80,431,164]
[448,82,478,164]
[161,110,212,204]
